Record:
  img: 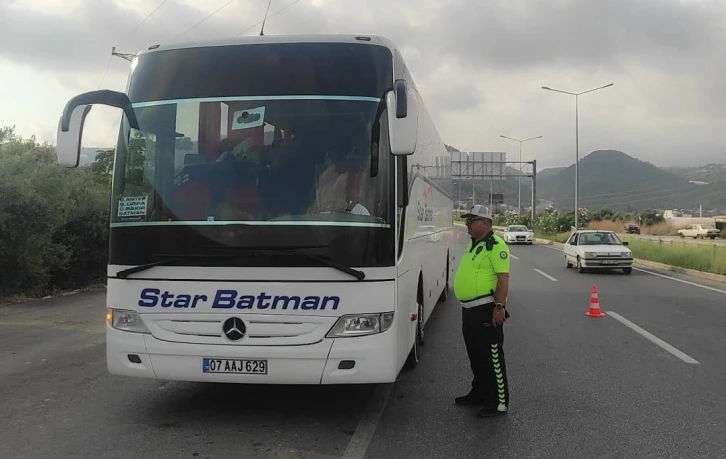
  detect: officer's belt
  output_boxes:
[460,292,495,308]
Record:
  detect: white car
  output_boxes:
[676,224,721,240]
[564,230,633,274]
[503,225,534,245]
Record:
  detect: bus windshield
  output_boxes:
[113,97,388,225]
[108,41,396,269]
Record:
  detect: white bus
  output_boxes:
[56,34,453,385]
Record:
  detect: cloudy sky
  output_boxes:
[1,0,724,169]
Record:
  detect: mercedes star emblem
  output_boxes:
[222,317,246,341]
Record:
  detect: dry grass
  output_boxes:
[641,222,683,236]
[587,220,623,232]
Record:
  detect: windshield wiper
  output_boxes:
[206,245,366,281]
[116,246,366,281]
[115,253,241,279]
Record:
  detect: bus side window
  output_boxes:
[397,155,408,257]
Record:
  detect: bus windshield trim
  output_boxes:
[131,95,382,108]
[110,221,391,228]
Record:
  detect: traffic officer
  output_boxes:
[453,205,511,418]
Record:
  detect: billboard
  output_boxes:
[451,151,506,180]
[489,193,504,204]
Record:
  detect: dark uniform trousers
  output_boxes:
[462,303,509,409]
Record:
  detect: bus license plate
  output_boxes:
[203,358,267,374]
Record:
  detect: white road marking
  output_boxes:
[511,254,520,260]
[606,311,700,365]
[534,268,558,282]
[342,383,392,459]
[632,268,726,295]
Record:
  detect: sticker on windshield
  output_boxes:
[118,195,148,218]
[231,106,265,130]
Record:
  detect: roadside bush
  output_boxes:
[493,207,584,235]
[0,126,110,297]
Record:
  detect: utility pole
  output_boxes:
[470,153,475,205]
[456,180,461,214]
[500,135,542,215]
[111,47,136,62]
[531,160,537,222]
[489,168,493,214]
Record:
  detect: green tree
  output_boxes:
[0,126,110,296]
[639,209,664,226]
[90,149,114,185]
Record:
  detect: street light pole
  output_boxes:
[541,83,613,229]
[518,142,522,214]
[500,135,543,215]
[468,152,475,205]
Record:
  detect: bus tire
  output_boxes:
[438,252,449,303]
[405,283,424,369]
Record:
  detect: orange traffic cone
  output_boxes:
[586,284,606,318]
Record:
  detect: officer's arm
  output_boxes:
[492,245,511,304]
[494,273,509,304]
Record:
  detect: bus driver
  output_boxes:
[310,141,371,217]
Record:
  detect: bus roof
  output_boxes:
[137,34,397,56]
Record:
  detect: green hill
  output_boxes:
[539,166,566,181]
[446,145,725,212]
[538,150,724,211]
[664,163,726,185]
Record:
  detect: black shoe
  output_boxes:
[476,405,507,417]
[455,393,486,406]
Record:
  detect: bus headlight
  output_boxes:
[107,309,150,334]
[327,312,395,338]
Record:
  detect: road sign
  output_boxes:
[451,151,506,180]
[489,193,504,204]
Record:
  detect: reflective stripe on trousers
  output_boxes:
[462,304,510,410]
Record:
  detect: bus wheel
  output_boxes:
[438,254,450,303]
[405,298,423,369]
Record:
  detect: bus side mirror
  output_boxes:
[56,89,139,168]
[387,79,418,156]
[57,104,92,168]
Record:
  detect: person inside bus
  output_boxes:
[308,118,374,216]
[310,145,371,216]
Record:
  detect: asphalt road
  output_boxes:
[2,231,726,459]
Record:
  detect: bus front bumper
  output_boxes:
[107,326,398,385]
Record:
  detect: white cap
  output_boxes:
[461,204,492,220]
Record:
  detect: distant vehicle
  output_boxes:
[503,225,534,245]
[563,230,633,274]
[624,223,641,234]
[677,224,721,239]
